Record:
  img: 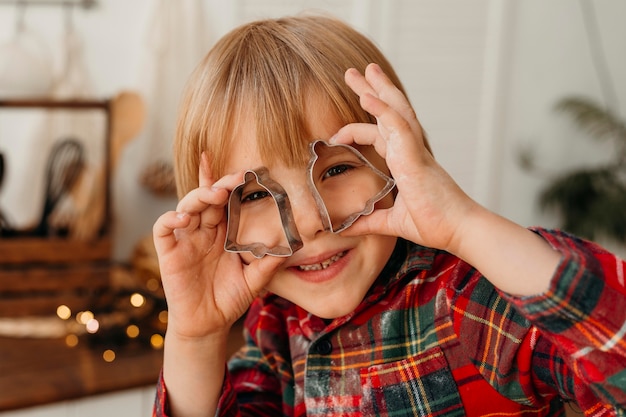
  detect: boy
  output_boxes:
[153,14,626,416]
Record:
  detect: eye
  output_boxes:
[241,190,271,203]
[324,164,354,179]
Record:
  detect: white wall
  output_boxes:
[2,0,623,261]
[0,0,624,414]
[0,0,494,260]
[495,0,626,255]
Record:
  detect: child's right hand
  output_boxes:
[152,153,284,340]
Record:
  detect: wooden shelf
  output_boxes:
[0,236,112,264]
[0,93,192,411]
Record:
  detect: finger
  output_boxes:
[344,67,378,99]
[176,186,229,215]
[176,170,244,212]
[331,122,390,161]
[153,211,191,250]
[345,65,425,159]
[360,93,417,145]
[244,255,286,296]
[346,65,414,128]
[363,64,422,134]
[211,171,246,190]
[175,187,228,233]
[198,152,213,188]
[331,123,379,146]
[338,209,393,238]
[357,92,428,170]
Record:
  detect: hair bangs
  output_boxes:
[174,15,429,197]
[241,26,315,170]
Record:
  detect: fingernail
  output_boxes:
[176,212,187,220]
[329,134,337,143]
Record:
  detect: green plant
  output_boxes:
[520,96,626,243]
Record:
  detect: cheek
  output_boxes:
[375,192,395,210]
[359,235,398,285]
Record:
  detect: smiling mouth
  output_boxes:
[297,251,347,271]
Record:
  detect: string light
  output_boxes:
[65,334,79,347]
[130,293,145,308]
[103,350,116,362]
[56,305,72,320]
[146,278,160,292]
[86,318,100,334]
[150,334,164,349]
[76,310,94,325]
[54,277,167,362]
[126,324,140,338]
[158,310,168,324]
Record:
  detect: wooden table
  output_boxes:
[0,321,244,411]
[0,335,162,411]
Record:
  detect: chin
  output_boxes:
[303,297,363,320]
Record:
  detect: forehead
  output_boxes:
[223,94,346,175]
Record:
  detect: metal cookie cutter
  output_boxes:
[224,168,303,258]
[306,140,396,233]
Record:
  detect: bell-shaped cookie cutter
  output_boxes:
[224,168,303,258]
[306,140,396,233]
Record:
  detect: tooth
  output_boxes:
[298,252,344,271]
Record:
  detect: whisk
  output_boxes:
[0,152,10,235]
[35,138,85,236]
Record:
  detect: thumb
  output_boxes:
[339,211,390,237]
[244,255,285,295]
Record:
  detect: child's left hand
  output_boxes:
[332,63,479,254]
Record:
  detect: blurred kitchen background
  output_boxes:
[0,0,624,416]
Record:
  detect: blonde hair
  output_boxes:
[174,14,425,197]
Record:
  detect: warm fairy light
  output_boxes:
[86,318,100,334]
[146,278,160,291]
[65,334,79,347]
[158,310,168,324]
[150,334,164,349]
[126,324,140,338]
[76,310,94,325]
[56,305,72,320]
[130,293,145,308]
[103,349,116,362]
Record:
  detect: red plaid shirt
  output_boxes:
[154,229,626,416]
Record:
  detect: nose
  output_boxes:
[283,175,326,240]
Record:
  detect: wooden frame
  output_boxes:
[0,99,112,264]
[0,99,113,320]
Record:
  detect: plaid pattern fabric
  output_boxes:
[154,229,626,416]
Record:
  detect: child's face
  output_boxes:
[222,99,397,319]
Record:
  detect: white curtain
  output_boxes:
[135,0,211,196]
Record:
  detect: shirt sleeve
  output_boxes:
[502,228,626,411]
[152,298,289,417]
[152,369,169,417]
[225,299,290,416]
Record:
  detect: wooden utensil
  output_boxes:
[58,91,145,241]
[109,91,145,173]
